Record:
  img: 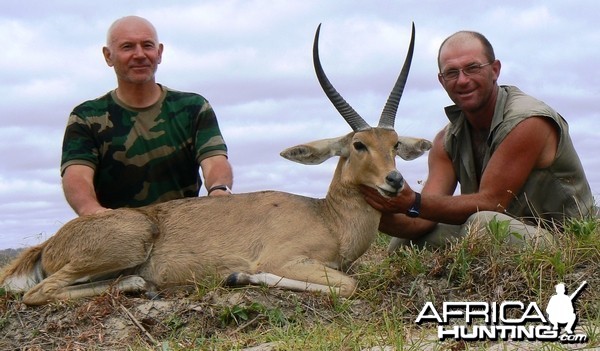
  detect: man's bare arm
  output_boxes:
[364,117,559,228]
[200,155,234,197]
[62,164,108,216]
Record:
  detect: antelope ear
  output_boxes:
[396,136,432,160]
[281,135,350,165]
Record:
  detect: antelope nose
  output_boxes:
[386,170,404,191]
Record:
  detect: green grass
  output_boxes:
[1,215,598,350]
[156,214,599,350]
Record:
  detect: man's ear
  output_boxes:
[437,73,445,86]
[396,136,432,160]
[280,135,350,165]
[157,43,164,64]
[491,59,501,83]
[102,46,113,67]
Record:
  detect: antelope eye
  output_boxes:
[353,141,367,152]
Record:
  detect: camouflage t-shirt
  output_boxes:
[61,85,228,209]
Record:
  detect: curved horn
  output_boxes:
[313,24,370,132]
[378,22,415,129]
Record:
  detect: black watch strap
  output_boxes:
[208,185,231,195]
[406,192,421,218]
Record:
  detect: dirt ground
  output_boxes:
[0,286,326,350]
[0,245,395,350]
[0,241,597,351]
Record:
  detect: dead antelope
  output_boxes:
[0,24,430,305]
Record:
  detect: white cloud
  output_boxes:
[0,0,598,249]
[490,6,556,30]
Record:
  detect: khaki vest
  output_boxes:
[444,85,594,226]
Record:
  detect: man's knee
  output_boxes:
[387,211,554,253]
[465,211,554,249]
[464,211,506,231]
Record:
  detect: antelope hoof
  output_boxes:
[225,272,251,286]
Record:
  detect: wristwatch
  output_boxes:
[406,192,421,218]
[208,184,232,195]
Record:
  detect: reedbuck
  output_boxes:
[0,24,431,305]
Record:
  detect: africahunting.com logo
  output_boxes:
[415,281,589,343]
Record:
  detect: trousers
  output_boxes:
[387,211,555,253]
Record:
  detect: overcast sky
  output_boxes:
[1,0,598,249]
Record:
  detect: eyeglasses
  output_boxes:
[438,62,492,81]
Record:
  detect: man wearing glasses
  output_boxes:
[362,31,594,251]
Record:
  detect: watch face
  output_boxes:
[406,192,421,218]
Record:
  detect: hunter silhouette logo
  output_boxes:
[415,281,589,343]
[546,281,587,335]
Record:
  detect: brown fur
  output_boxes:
[0,130,430,305]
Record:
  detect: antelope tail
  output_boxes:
[0,245,45,292]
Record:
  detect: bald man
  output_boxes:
[361,30,593,250]
[61,16,233,216]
